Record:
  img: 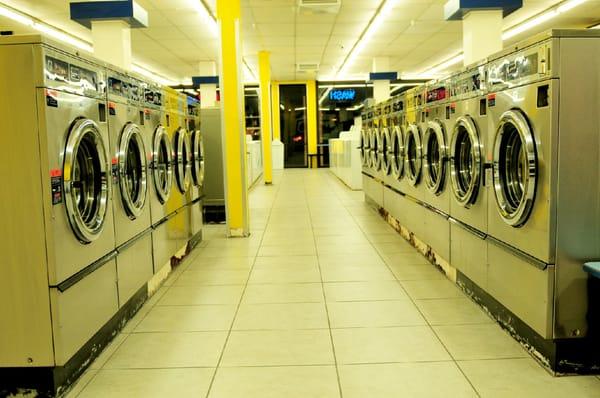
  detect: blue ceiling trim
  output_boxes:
[70,1,149,29]
[444,0,523,21]
[369,72,398,81]
[192,76,219,86]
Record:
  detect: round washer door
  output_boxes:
[404,123,422,186]
[360,128,370,166]
[118,123,148,219]
[174,127,192,194]
[423,120,448,195]
[390,125,405,180]
[492,109,537,227]
[152,126,173,204]
[450,116,482,207]
[370,127,381,170]
[190,130,204,187]
[380,127,391,175]
[63,118,110,243]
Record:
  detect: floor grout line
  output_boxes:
[203,175,282,398]
[304,176,345,398]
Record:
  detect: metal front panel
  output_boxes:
[487,241,554,339]
[553,37,600,339]
[50,259,118,365]
[449,97,490,233]
[201,107,225,206]
[424,210,450,261]
[486,80,557,264]
[189,201,204,237]
[39,89,117,285]
[108,101,151,245]
[116,234,153,307]
[450,223,487,289]
[0,43,54,366]
[151,221,177,274]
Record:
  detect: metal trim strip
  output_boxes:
[54,250,118,293]
[487,235,551,270]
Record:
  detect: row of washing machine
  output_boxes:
[0,34,204,390]
[360,29,600,372]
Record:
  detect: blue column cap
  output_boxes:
[444,0,522,21]
[192,76,219,87]
[70,1,149,29]
[369,72,398,81]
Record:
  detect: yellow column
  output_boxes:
[271,82,281,141]
[306,80,318,168]
[258,51,273,184]
[217,0,249,237]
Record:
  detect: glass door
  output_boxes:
[279,84,308,168]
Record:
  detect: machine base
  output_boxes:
[458,272,600,375]
[0,286,148,397]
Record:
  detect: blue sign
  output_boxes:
[329,89,356,102]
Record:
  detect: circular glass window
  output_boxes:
[423,122,447,194]
[64,118,110,243]
[391,126,404,180]
[174,128,192,194]
[493,110,537,227]
[381,127,391,174]
[450,116,482,207]
[405,124,422,186]
[153,126,173,204]
[119,124,147,218]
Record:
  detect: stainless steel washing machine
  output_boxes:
[106,69,153,306]
[484,30,600,341]
[142,84,177,274]
[185,95,204,245]
[0,35,119,372]
[398,86,427,239]
[447,65,490,289]
[421,80,453,260]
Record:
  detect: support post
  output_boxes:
[258,51,273,184]
[462,10,503,65]
[306,80,318,168]
[217,0,249,237]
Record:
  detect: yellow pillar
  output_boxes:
[258,51,273,184]
[271,82,281,141]
[217,0,249,237]
[306,80,318,168]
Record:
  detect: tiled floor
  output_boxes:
[68,169,600,398]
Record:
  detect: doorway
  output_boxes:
[279,84,308,168]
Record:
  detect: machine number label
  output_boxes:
[487,94,496,107]
[50,169,63,205]
[108,102,116,116]
[45,89,58,108]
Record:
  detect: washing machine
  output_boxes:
[397,86,426,240]
[163,88,191,257]
[141,84,177,274]
[382,93,408,227]
[185,95,204,246]
[106,69,153,306]
[361,106,378,203]
[0,35,119,379]
[420,80,453,260]
[447,65,490,289]
[483,30,600,341]
[367,101,387,207]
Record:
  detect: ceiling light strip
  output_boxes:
[336,0,400,78]
[418,0,589,78]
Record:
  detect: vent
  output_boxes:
[298,0,341,14]
[297,62,320,73]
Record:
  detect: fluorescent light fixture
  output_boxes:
[0,3,92,52]
[131,64,178,86]
[337,0,401,78]
[347,104,365,111]
[389,83,412,94]
[417,0,589,79]
[0,4,33,26]
[188,0,218,34]
[589,22,600,29]
[319,87,332,104]
[503,0,589,40]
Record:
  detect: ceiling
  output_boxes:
[0,0,599,83]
